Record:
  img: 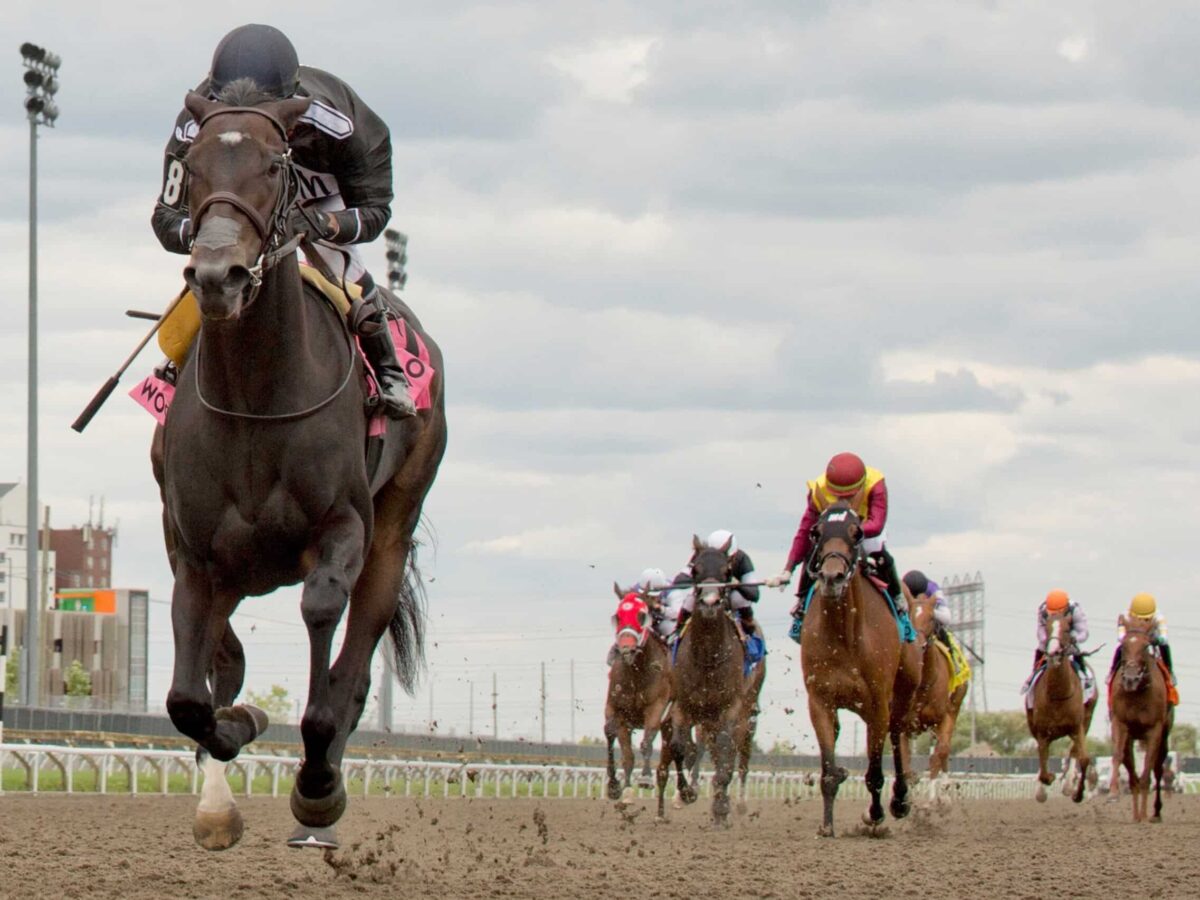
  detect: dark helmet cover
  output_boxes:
[210,24,299,98]
[902,570,930,598]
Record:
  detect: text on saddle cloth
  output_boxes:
[933,634,971,694]
[365,317,435,438]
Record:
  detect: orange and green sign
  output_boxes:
[55,589,117,614]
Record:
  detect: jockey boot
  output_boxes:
[788,568,813,644]
[737,606,758,637]
[870,548,907,614]
[1022,649,1046,693]
[352,296,417,420]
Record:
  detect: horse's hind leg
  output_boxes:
[889,729,911,819]
[1071,726,1090,804]
[655,720,674,820]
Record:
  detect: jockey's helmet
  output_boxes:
[1044,589,1070,613]
[210,24,300,99]
[825,452,867,497]
[1129,592,1157,619]
[637,567,669,591]
[902,570,930,597]
[706,529,737,555]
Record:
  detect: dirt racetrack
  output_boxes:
[2,790,1198,899]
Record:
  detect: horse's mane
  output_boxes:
[215,78,278,108]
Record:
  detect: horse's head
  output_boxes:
[810,502,862,600]
[1042,610,1077,666]
[611,591,651,663]
[688,533,734,619]
[180,83,311,320]
[1118,614,1154,692]
[907,591,937,640]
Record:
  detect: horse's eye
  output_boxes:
[268,159,282,176]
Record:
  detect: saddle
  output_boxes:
[933,632,971,694]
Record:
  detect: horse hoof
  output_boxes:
[215,704,269,740]
[817,824,835,838]
[290,772,347,828]
[193,805,244,851]
[671,795,685,811]
[681,786,698,805]
[655,815,670,825]
[286,824,339,850]
[636,776,654,791]
[736,801,748,816]
[861,809,884,827]
[606,782,622,802]
[1035,785,1047,804]
[890,798,911,820]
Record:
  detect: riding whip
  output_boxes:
[70,290,187,433]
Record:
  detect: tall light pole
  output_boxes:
[384,229,408,293]
[20,42,61,707]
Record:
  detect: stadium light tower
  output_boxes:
[384,229,408,292]
[20,42,62,706]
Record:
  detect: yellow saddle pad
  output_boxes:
[935,632,971,695]
[157,265,361,367]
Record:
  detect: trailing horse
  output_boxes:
[1109,614,1174,822]
[1024,610,1096,804]
[655,536,760,826]
[604,586,672,803]
[799,503,920,837]
[899,591,969,803]
[150,87,446,850]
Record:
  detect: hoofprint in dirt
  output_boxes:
[2,793,1199,899]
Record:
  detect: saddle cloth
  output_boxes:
[797,582,917,643]
[934,633,971,694]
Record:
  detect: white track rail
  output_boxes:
[0,743,1041,801]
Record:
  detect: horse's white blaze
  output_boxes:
[1046,637,1060,656]
[218,131,246,146]
[198,756,236,811]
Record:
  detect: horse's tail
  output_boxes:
[387,535,428,695]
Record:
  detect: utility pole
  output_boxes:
[428,680,434,732]
[468,680,474,735]
[491,672,498,739]
[569,659,576,743]
[540,662,547,744]
[19,42,61,708]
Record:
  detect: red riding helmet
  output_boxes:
[826,452,867,497]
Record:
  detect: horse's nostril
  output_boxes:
[224,265,252,295]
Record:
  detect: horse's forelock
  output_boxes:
[215,78,277,108]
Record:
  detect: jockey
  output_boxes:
[1022,589,1089,691]
[769,452,905,624]
[151,23,415,419]
[1109,593,1175,685]
[902,570,951,647]
[675,529,761,640]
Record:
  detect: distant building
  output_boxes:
[0,484,147,710]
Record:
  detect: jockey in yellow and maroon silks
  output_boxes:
[769,452,904,628]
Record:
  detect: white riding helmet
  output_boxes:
[706,529,737,555]
[637,567,669,590]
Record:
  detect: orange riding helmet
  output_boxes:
[826,452,867,497]
[1044,589,1070,613]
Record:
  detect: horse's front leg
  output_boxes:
[639,698,667,790]
[291,512,366,832]
[709,710,740,828]
[655,718,675,820]
[616,724,636,802]
[604,708,622,801]
[808,697,845,837]
[862,707,889,829]
[166,563,262,761]
[1071,725,1090,804]
[889,727,912,819]
[1034,736,1053,803]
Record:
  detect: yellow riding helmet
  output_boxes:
[1129,592,1157,619]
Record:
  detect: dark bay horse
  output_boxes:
[656,536,755,826]
[899,591,968,804]
[801,504,919,837]
[1109,615,1173,822]
[605,586,671,803]
[1025,611,1095,804]
[150,86,446,850]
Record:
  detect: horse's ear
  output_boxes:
[271,95,313,132]
[1118,614,1128,628]
[613,581,623,599]
[185,91,218,125]
[719,535,733,555]
[692,534,704,553]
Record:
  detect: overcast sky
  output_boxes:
[1,1,1199,754]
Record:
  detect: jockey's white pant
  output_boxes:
[862,532,886,555]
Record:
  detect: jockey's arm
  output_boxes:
[784,496,820,572]
[151,109,197,254]
[862,479,888,538]
[1071,605,1090,644]
[731,552,760,603]
[1035,606,1049,646]
[321,101,393,247]
[932,596,952,627]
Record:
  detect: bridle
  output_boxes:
[185,104,356,422]
[1118,630,1152,692]
[690,549,735,612]
[186,105,304,303]
[809,508,862,598]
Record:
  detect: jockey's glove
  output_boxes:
[286,206,336,242]
[766,571,792,589]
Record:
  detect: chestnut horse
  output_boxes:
[801,504,920,837]
[1109,614,1174,822]
[899,591,969,802]
[151,85,446,850]
[1025,611,1095,804]
[605,585,672,803]
[655,536,756,826]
